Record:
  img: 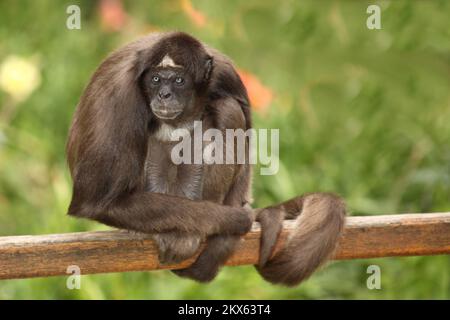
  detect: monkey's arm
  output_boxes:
[68,190,252,237]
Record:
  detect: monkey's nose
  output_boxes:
[158,91,172,100]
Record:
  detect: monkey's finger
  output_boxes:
[257,208,285,267]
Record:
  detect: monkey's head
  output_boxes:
[139,32,213,122]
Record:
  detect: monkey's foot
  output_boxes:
[172,234,239,282]
[172,263,219,283]
[153,233,201,265]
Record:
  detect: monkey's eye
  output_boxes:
[174,77,184,85]
[152,76,160,83]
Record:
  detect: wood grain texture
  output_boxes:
[0,213,449,280]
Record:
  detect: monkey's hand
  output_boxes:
[153,233,202,265]
[216,206,255,236]
[255,207,285,267]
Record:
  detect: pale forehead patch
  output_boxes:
[157,54,182,68]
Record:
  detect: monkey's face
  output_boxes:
[143,68,195,121]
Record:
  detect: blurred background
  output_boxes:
[0,0,449,299]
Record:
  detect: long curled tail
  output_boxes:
[255,192,346,286]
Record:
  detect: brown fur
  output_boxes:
[66,31,346,285]
[256,193,346,286]
[67,32,253,281]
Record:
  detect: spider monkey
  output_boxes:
[66,31,346,286]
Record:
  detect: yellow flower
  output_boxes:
[0,55,41,102]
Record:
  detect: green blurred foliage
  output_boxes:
[0,0,449,299]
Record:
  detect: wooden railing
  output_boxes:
[0,213,449,280]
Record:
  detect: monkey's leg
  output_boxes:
[172,204,255,281]
[172,235,240,282]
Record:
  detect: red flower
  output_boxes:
[99,0,128,32]
[238,69,273,113]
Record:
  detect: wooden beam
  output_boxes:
[0,213,449,280]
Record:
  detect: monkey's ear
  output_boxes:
[203,56,213,82]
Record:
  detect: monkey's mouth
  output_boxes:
[152,108,183,120]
